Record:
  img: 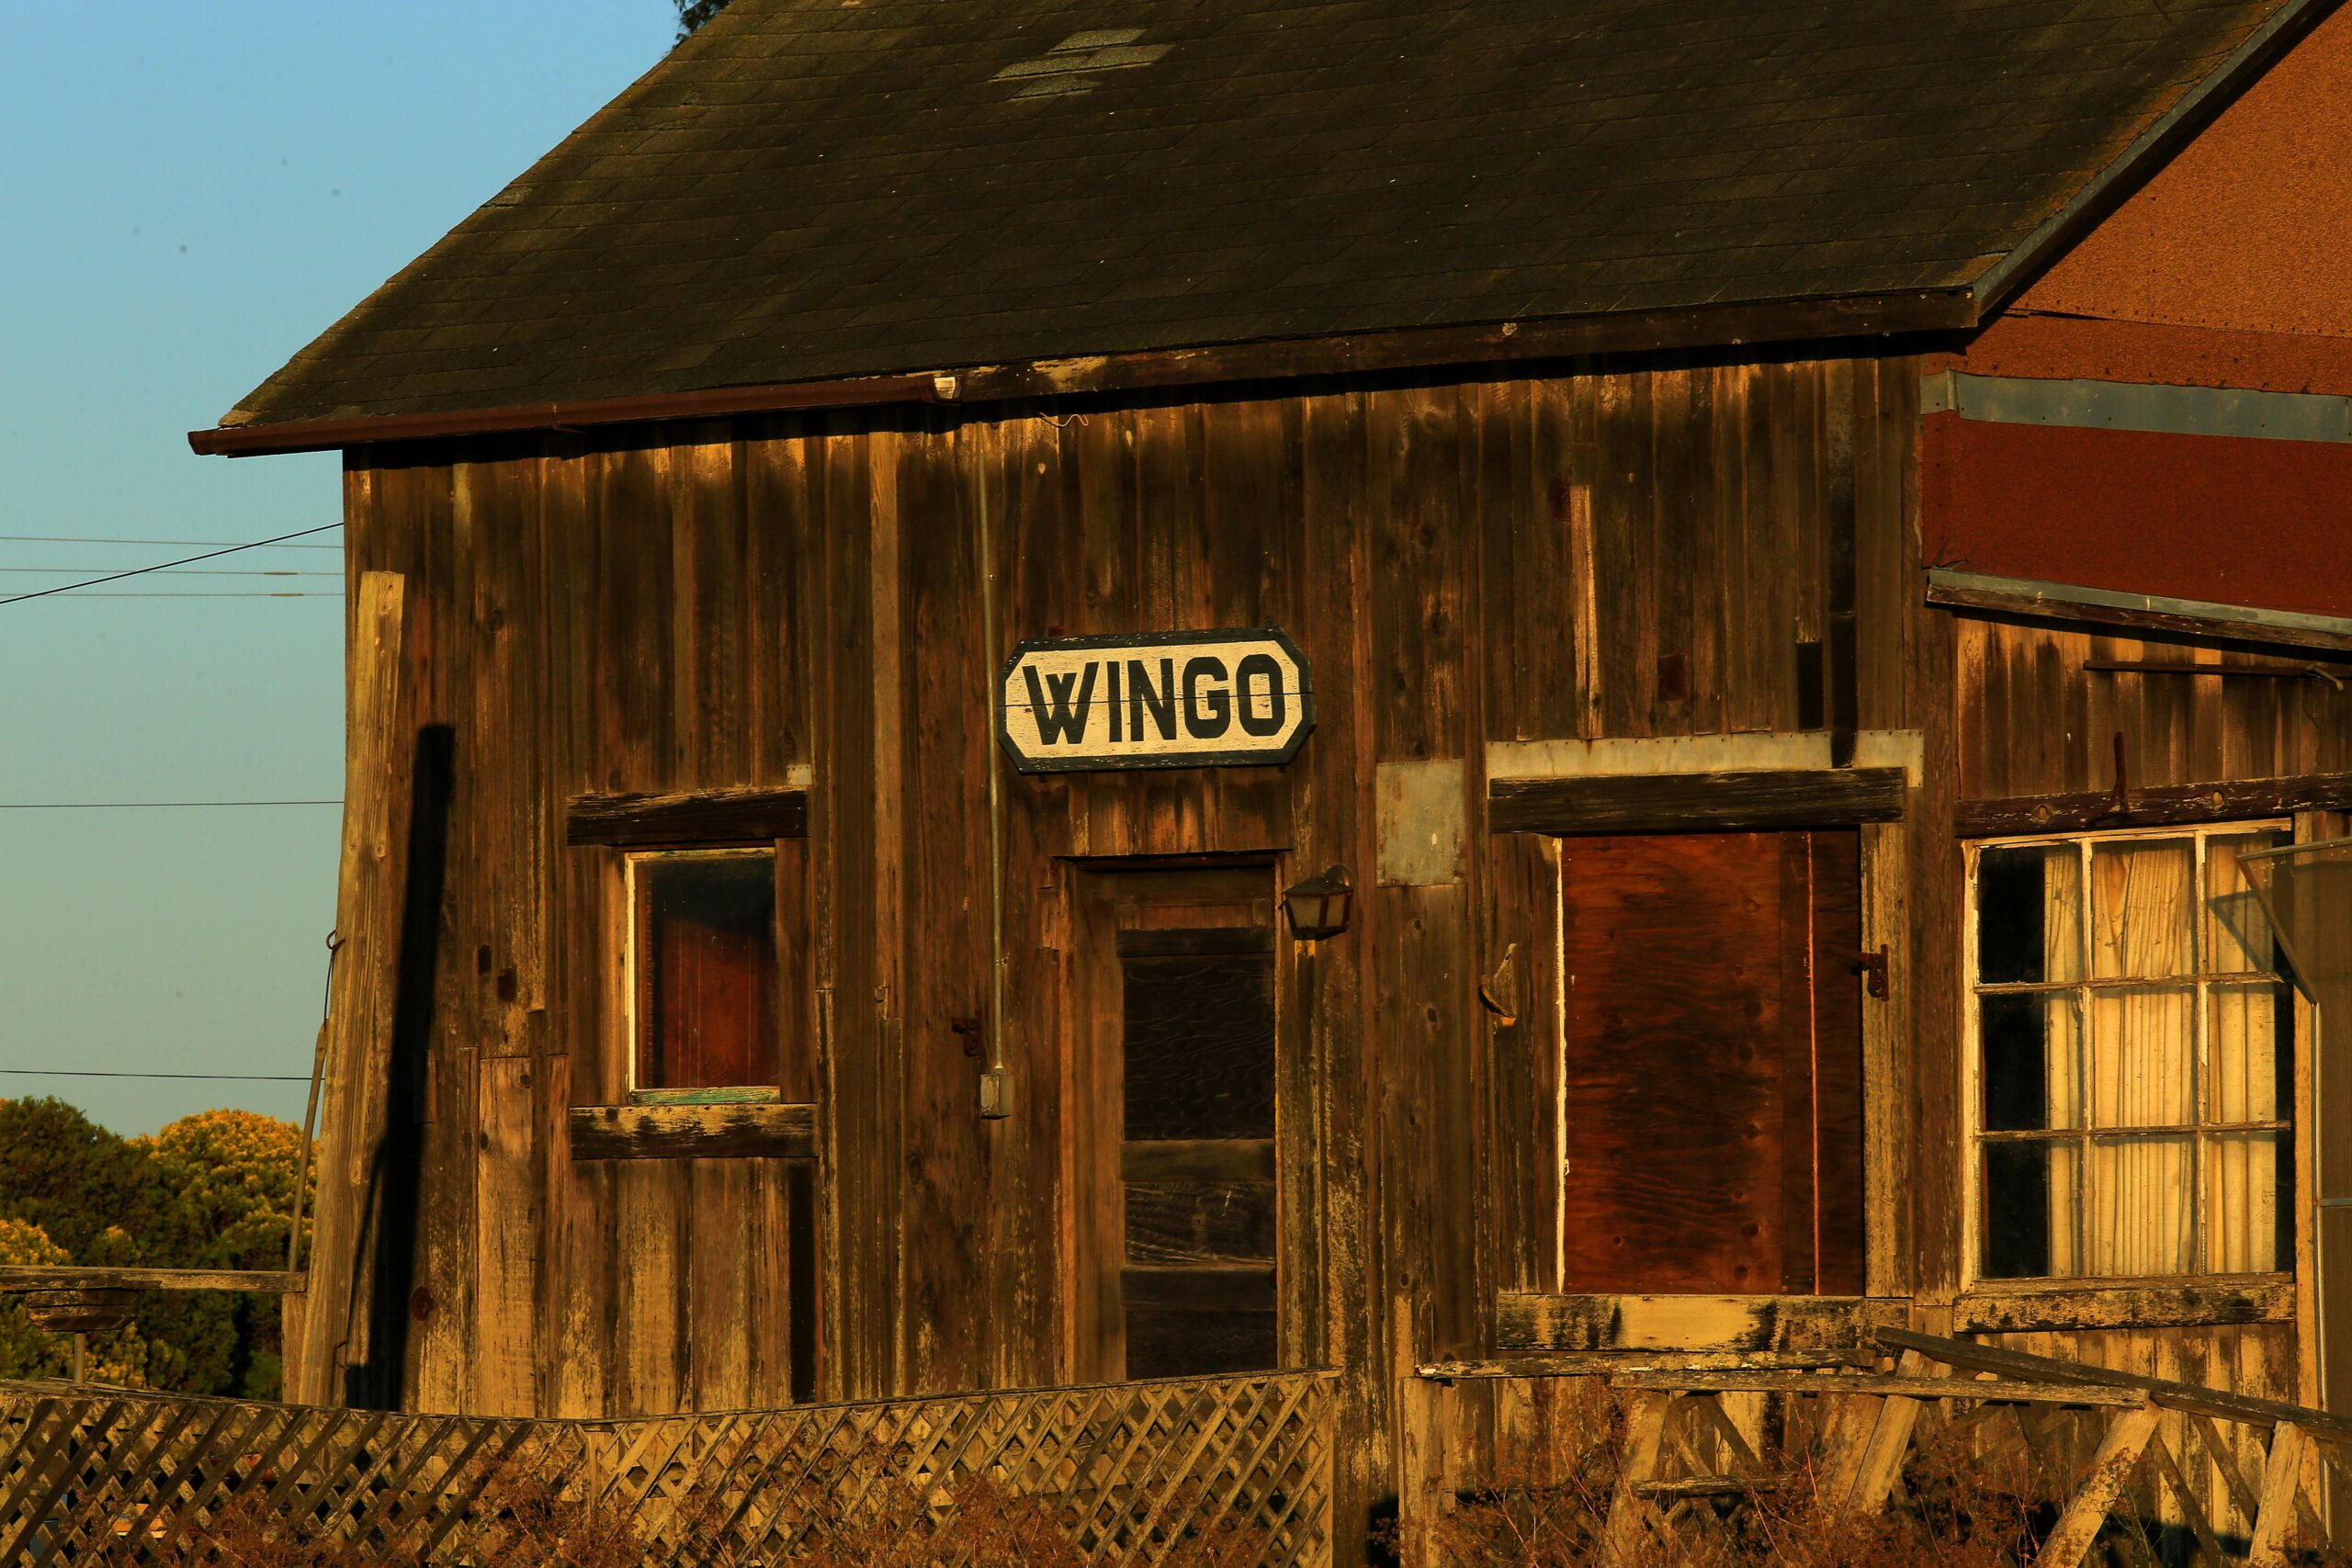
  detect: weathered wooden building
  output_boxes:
[193,0,2352,1553]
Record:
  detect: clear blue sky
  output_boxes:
[1,4,674,1133]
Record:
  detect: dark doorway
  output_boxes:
[1556,829,1865,1295]
[1071,867,1281,1381]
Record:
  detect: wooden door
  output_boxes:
[1070,867,1281,1382]
[1557,829,1864,1294]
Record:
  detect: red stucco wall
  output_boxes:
[2017,4,2352,340]
[1924,414,2352,620]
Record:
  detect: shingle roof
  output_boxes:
[220,0,2302,431]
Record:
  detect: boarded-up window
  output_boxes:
[1971,825,2294,1280]
[1556,830,1865,1295]
[629,847,806,1094]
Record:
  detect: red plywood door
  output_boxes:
[1558,830,1863,1295]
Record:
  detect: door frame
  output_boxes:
[1057,853,1324,1382]
[1485,733,1918,1339]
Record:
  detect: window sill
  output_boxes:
[1497,1292,1909,1354]
[1952,1275,2292,1334]
[628,1086,782,1107]
[569,1101,816,1162]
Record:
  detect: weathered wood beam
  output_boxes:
[1417,1349,1871,1380]
[1120,1138,1277,1184]
[1957,775,2352,838]
[1489,767,1906,835]
[1928,568,2352,656]
[1498,1292,1906,1353]
[2248,1420,2312,1568]
[1608,1370,2143,1405]
[1951,1277,2294,1333]
[1634,1473,1803,1499]
[1601,1391,1674,1565]
[565,785,809,847]
[0,1268,306,1294]
[567,1102,817,1161]
[293,570,411,1407]
[2034,1402,2162,1568]
[1882,1328,2352,1447]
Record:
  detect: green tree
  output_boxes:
[0,1098,310,1397]
[676,0,732,41]
[0,1098,165,1261]
[141,1110,311,1397]
[0,1216,71,1379]
[0,1216,151,1383]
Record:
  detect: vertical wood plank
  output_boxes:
[471,1055,537,1416]
[293,567,411,1407]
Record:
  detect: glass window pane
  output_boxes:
[1982,993,2082,1131]
[2090,839,2195,979]
[2208,982,2293,1123]
[1983,1141,2080,1280]
[2088,987,2195,1127]
[2203,1132,2290,1274]
[1978,844,2083,984]
[2085,1135,2193,1276]
[2205,830,2290,976]
[639,852,778,1090]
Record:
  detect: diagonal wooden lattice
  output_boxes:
[0,1371,1333,1565]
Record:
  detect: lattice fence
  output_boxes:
[0,1371,1334,1565]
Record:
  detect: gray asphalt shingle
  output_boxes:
[220,0,2292,429]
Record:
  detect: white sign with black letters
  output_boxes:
[997,629,1313,773]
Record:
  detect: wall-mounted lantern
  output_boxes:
[1283,864,1352,942]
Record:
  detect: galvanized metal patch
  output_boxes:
[998,628,1312,773]
[1924,371,2352,445]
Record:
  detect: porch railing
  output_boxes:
[1399,1327,2346,1566]
[0,1369,1334,1564]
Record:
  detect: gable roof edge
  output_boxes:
[190,286,1973,457]
[1970,0,2343,319]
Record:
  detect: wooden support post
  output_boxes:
[2248,1420,2310,1568]
[2033,1400,2160,1568]
[290,570,412,1406]
[1818,1348,1920,1515]
[1826,1392,1922,1517]
[1602,1391,1673,1565]
[1395,1376,1447,1568]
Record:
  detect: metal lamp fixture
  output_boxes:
[1282,863,1353,941]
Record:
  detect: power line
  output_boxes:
[0,533,342,549]
[37,592,345,599]
[0,523,345,607]
[0,1068,309,1082]
[0,568,341,578]
[0,800,340,809]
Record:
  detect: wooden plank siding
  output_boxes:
[333,353,1942,1542]
[1928,606,2352,1533]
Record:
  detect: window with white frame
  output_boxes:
[1970,824,2295,1281]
